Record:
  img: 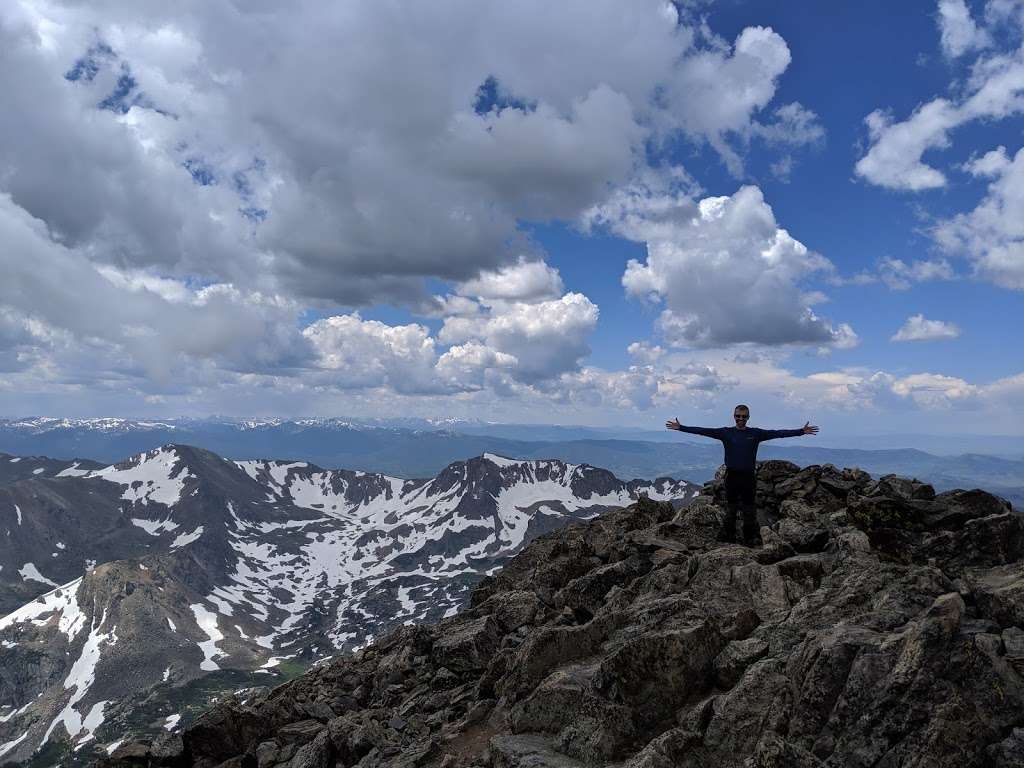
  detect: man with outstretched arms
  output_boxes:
[666,404,819,545]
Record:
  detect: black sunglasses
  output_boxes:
[734,414,749,419]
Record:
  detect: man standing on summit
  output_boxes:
[667,405,819,545]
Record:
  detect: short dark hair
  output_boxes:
[734,404,750,413]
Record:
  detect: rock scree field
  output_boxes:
[97,459,1024,768]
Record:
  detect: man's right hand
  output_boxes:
[666,418,682,431]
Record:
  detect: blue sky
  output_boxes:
[522,0,1021,383]
[0,0,1021,434]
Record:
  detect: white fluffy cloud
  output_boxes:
[962,145,1012,177]
[938,0,991,58]
[890,372,979,408]
[854,4,1024,292]
[934,145,1024,289]
[856,7,1024,190]
[552,362,731,411]
[0,0,806,311]
[303,315,448,395]
[440,293,599,383]
[606,185,853,348]
[891,314,962,341]
[0,0,822,410]
[0,193,311,382]
[664,26,818,174]
[656,348,1006,417]
[454,257,564,303]
[855,99,960,190]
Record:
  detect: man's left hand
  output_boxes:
[802,421,819,435]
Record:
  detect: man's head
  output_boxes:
[733,404,750,428]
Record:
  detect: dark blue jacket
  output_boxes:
[676,425,804,471]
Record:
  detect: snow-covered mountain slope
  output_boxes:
[0,445,698,765]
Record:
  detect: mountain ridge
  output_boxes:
[1,420,1021,511]
[96,459,1024,768]
[0,446,697,766]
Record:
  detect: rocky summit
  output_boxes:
[0,446,696,766]
[96,459,1024,768]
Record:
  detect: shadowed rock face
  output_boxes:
[99,461,1024,768]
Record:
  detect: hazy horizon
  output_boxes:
[1,414,1021,457]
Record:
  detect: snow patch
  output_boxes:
[18,562,58,587]
[0,701,32,724]
[190,604,225,671]
[43,611,117,747]
[482,453,521,468]
[77,700,109,749]
[163,713,181,731]
[0,577,87,637]
[170,526,204,548]
[56,462,92,478]
[87,447,193,506]
[207,594,234,616]
[0,732,27,759]
[131,517,179,535]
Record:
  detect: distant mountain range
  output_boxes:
[0,417,1019,509]
[0,445,697,766]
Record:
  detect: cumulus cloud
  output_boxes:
[455,256,564,303]
[435,342,518,390]
[608,185,853,348]
[0,0,806,312]
[983,370,1024,406]
[891,372,979,408]
[627,341,665,364]
[0,308,42,373]
[937,0,991,58]
[891,314,962,341]
[0,193,312,382]
[856,8,1024,190]
[961,144,1012,177]
[440,293,599,383]
[665,26,792,173]
[553,359,736,411]
[855,99,959,190]
[0,0,825,409]
[667,349,999,416]
[303,315,447,394]
[933,145,1024,289]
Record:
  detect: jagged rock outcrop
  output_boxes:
[98,461,1024,768]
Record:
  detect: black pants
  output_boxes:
[723,468,759,544]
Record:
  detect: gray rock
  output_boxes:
[98,466,1024,768]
